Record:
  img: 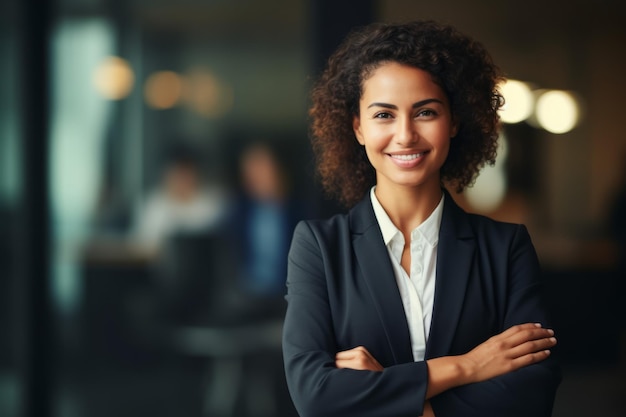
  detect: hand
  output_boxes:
[335,346,384,372]
[460,323,557,384]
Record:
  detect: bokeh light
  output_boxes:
[498,79,534,124]
[534,90,580,134]
[92,56,134,100]
[182,68,234,119]
[465,134,509,212]
[144,71,184,109]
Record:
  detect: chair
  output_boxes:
[155,232,287,417]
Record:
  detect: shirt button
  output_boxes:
[416,244,423,251]
[416,265,423,274]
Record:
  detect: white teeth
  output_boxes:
[391,153,424,161]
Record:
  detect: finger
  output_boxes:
[335,359,365,370]
[485,324,539,346]
[495,323,545,340]
[335,346,370,359]
[335,356,370,369]
[335,346,383,371]
[502,323,542,334]
[499,327,555,349]
[355,346,377,361]
[510,348,552,368]
[335,356,373,370]
[335,359,353,369]
[335,350,356,360]
[508,336,557,359]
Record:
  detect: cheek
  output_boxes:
[439,139,452,163]
[362,125,392,148]
[429,124,452,148]
[361,140,385,169]
[438,137,451,154]
[363,138,388,160]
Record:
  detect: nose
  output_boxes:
[396,116,418,146]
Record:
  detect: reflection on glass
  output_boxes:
[51,18,115,314]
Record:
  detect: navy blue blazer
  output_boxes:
[282,191,561,417]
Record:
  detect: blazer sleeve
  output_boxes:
[431,224,562,417]
[282,221,430,417]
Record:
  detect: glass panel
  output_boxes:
[49,18,117,416]
[0,0,23,415]
[50,1,311,416]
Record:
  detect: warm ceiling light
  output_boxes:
[144,71,184,109]
[183,68,234,118]
[534,90,580,134]
[498,79,534,124]
[92,56,134,100]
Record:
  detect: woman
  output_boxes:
[282,20,560,417]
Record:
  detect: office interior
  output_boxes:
[1,0,625,416]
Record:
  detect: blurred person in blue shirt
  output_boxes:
[231,139,307,312]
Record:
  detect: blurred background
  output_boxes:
[1,0,625,416]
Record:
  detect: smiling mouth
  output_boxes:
[388,152,428,161]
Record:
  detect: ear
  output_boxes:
[450,116,460,138]
[353,115,365,145]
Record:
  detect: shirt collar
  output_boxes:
[370,186,444,247]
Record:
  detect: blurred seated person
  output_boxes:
[134,143,227,250]
[125,143,230,330]
[231,140,307,317]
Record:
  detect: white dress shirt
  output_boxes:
[370,187,444,361]
[135,187,227,247]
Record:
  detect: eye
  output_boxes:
[373,112,393,119]
[416,109,437,118]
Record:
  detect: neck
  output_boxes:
[375,182,443,235]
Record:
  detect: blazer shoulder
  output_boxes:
[442,194,529,242]
[460,210,533,249]
[292,211,352,247]
[294,195,376,242]
[466,211,522,231]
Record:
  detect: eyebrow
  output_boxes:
[367,98,444,109]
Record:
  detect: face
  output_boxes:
[241,145,284,200]
[166,164,199,201]
[353,62,458,195]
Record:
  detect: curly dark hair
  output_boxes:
[310,20,504,207]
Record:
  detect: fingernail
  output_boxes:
[548,329,554,336]
[550,337,557,343]
[534,323,542,327]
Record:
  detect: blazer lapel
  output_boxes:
[350,197,414,364]
[426,192,475,358]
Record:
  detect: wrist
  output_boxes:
[455,354,477,385]
[426,355,471,398]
